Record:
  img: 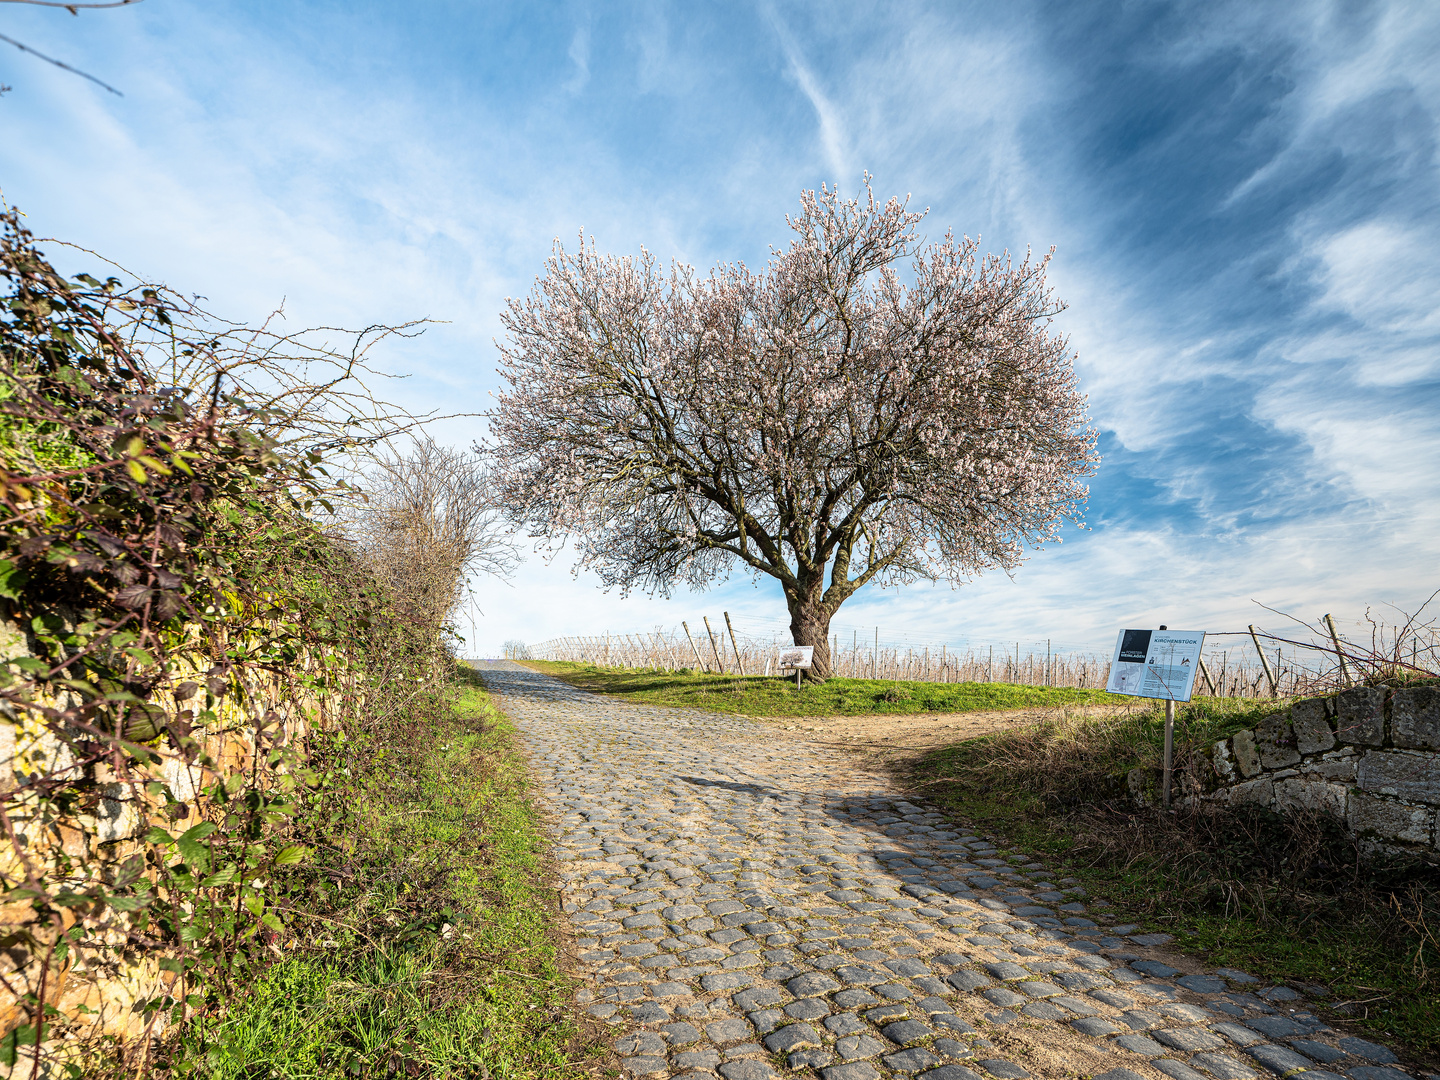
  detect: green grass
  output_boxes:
[908,696,1440,1063]
[521,659,1127,717]
[188,673,600,1080]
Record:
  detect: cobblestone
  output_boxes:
[472,663,1419,1080]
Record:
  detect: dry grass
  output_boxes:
[908,697,1440,1059]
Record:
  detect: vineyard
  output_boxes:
[508,607,1440,698]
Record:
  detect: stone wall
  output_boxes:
[1190,683,1439,860]
[0,614,347,1063]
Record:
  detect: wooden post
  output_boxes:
[1249,625,1278,696]
[1324,613,1353,689]
[703,616,726,673]
[682,621,706,671]
[873,628,878,680]
[723,612,744,675]
[1198,657,1217,695]
[1046,639,1052,686]
[988,645,993,683]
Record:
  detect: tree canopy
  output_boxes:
[490,180,1099,678]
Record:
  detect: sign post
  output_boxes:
[1105,625,1206,808]
[777,646,814,688]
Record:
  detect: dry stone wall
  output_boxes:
[0,614,345,1058]
[1193,683,1439,859]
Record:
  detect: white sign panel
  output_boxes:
[777,646,814,670]
[1106,629,1206,701]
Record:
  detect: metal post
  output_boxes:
[1163,697,1175,809]
[1249,625,1278,696]
[1046,639,1052,686]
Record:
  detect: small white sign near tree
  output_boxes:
[777,646,814,669]
[777,645,814,687]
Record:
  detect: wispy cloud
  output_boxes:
[760,3,850,182]
[564,24,590,93]
[3,0,1436,652]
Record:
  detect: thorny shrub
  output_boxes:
[0,207,454,1074]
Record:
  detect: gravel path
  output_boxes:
[473,662,1420,1080]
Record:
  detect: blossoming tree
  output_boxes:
[490,181,1099,680]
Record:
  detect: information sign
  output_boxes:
[777,646,814,670]
[1106,629,1206,701]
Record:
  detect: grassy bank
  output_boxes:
[188,670,601,1080]
[521,660,1125,717]
[909,697,1440,1060]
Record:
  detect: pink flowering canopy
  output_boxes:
[490,179,1099,679]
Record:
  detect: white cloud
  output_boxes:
[565,25,591,93]
[760,4,851,183]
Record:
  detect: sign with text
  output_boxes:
[777,646,814,670]
[1106,629,1206,701]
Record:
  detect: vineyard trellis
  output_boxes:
[505,607,1440,699]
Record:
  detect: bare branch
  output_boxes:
[0,30,121,93]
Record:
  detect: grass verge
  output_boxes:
[187,668,602,1080]
[908,696,1440,1061]
[520,660,1125,717]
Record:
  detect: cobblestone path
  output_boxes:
[473,662,1421,1080]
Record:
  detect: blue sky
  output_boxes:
[2,0,1437,656]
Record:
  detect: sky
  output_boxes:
[1,0,1437,658]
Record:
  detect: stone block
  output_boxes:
[1231,730,1261,777]
[1333,686,1385,746]
[1272,778,1348,816]
[1392,686,1440,749]
[1347,790,1435,845]
[1254,714,1301,769]
[1226,778,1273,807]
[1299,755,1357,782]
[1212,740,1237,783]
[1357,750,1440,806]
[1290,697,1335,754]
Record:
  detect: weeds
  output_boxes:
[521,660,1125,717]
[182,671,602,1079]
[909,697,1440,1057]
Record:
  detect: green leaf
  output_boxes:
[0,559,27,600]
[273,845,308,866]
[261,912,284,933]
[199,865,237,888]
[176,820,217,865]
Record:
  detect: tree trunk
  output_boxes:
[788,596,833,682]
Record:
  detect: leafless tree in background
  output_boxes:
[345,435,518,639]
